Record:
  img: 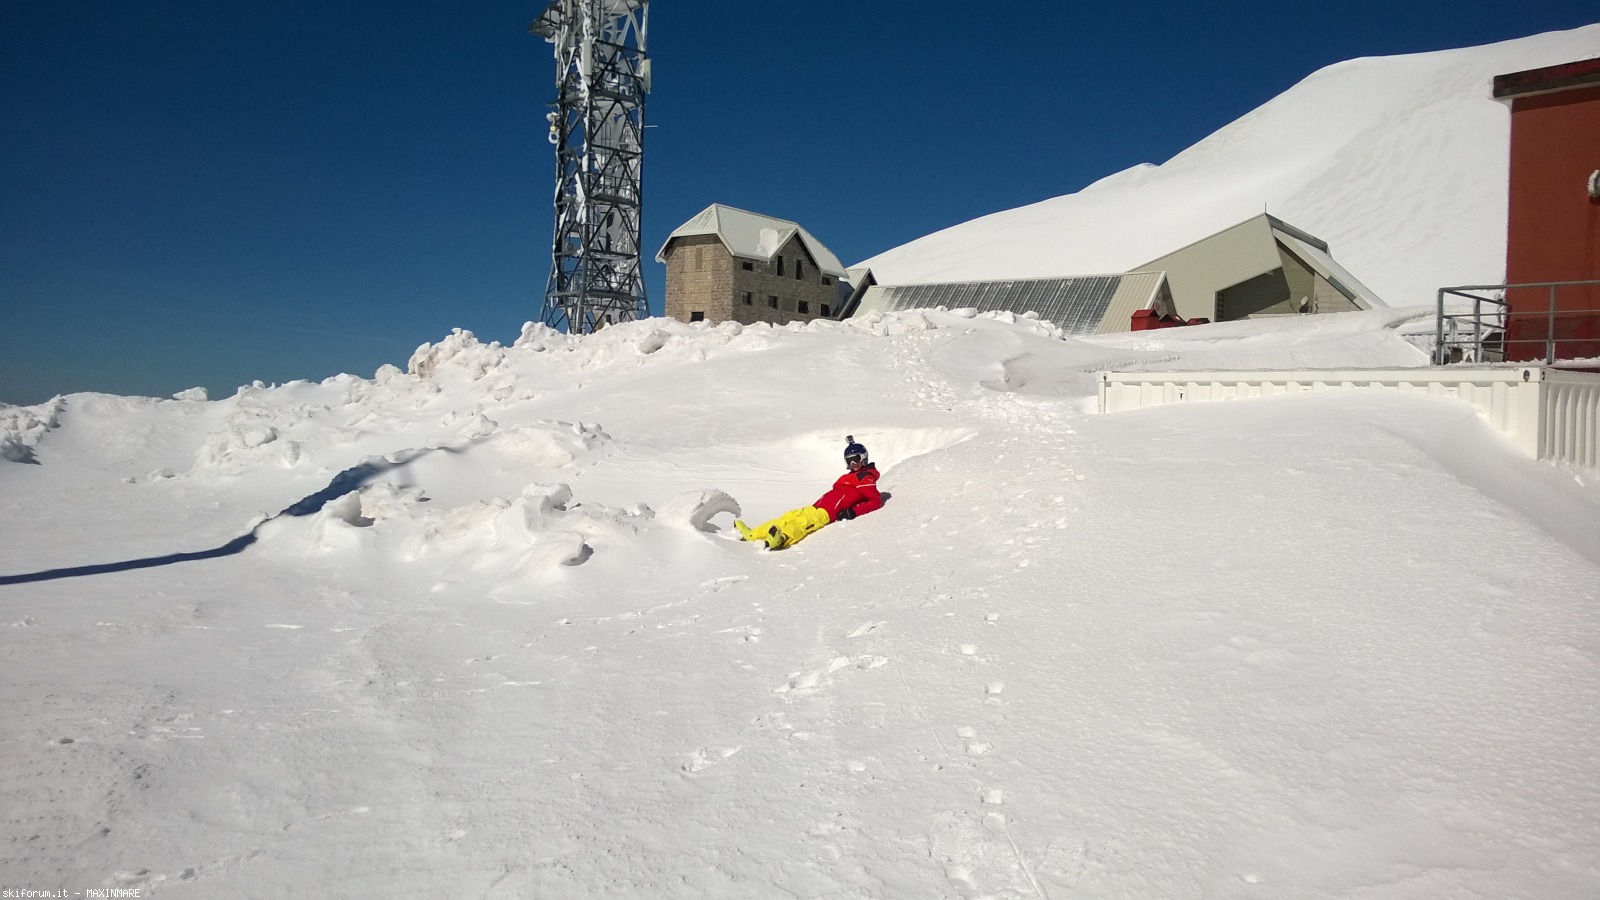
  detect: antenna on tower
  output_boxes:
[530,0,651,334]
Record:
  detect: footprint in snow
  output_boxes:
[927,811,1033,898]
[774,655,887,694]
[681,745,741,774]
[955,726,991,756]
[715,625,763,643]
[777,657,852,693]
[847,621,885,638]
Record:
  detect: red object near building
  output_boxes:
[1130,309,1208,331]
[1494,58,1600,361]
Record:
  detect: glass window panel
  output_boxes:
[864,277,1122,335]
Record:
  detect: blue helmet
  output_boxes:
[843,435,868,464]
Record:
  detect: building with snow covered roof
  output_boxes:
[842,213,1383,334]
[657,204,849,326]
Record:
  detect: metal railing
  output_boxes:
[1435,280,1600,365]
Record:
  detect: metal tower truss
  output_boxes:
[531,0,650,333]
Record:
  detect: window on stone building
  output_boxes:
[767,295,778,309]
[822,276,833,286]
[690,311,704,322]
[796,260,805,280]
[798,301,810,314]
[742,261,754,271]
[776,258,785,277]
[741,291,752,305]
[821,304,831,317]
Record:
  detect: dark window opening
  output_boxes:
[798,301,810,314]
[821,304,831,317]
[741,261,754,271]
[741,291,752,305]
[767,295,778,309]
[822,276,833,286]
[776,258,785,277]
[690,311,704,322]
[796,260,805,280]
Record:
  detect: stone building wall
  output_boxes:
[663,234,842,326]
[663,235,735,324]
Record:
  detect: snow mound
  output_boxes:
[657,489,742,533]
[513,321,573,352]
[408,328,507,380]
[481,421,611,469]
[304,491,375,553]
[250,489,375,555]
[387,483,654,586]
[0,397,63,463]
[194,409,303,472]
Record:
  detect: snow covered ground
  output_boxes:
[3,309,1598,898]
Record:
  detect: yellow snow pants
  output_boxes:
[735,505,831,550]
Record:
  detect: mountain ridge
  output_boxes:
[860,25,1600,307]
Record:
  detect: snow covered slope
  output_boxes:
[3,311,1598,897]
[860,25,1600,308]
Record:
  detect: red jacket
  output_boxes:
[813,464,883,522]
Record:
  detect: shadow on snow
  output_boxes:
[0,447,447,586]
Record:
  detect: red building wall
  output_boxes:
[1499,63,1600,361]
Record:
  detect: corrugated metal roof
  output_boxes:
[851,272,1168,335]
[1272,229,1386,309]
[656,204,847,277]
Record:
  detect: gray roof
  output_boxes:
[1272,227,1385,310]
[850,272,1171,335]
[1131,213,1386,318]
[656,204,847,277]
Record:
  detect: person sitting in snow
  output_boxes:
[735,436,883,550]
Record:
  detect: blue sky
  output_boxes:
[2,2,1595,405]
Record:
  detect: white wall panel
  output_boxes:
[1098,367,1600,468]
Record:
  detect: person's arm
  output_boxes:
[838,482,882,519]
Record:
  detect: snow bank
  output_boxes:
[657,488,742,532]
[0,396,63,463]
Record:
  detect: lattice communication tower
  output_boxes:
[530,0,650,333]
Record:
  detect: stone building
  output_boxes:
[656,204,848,326]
